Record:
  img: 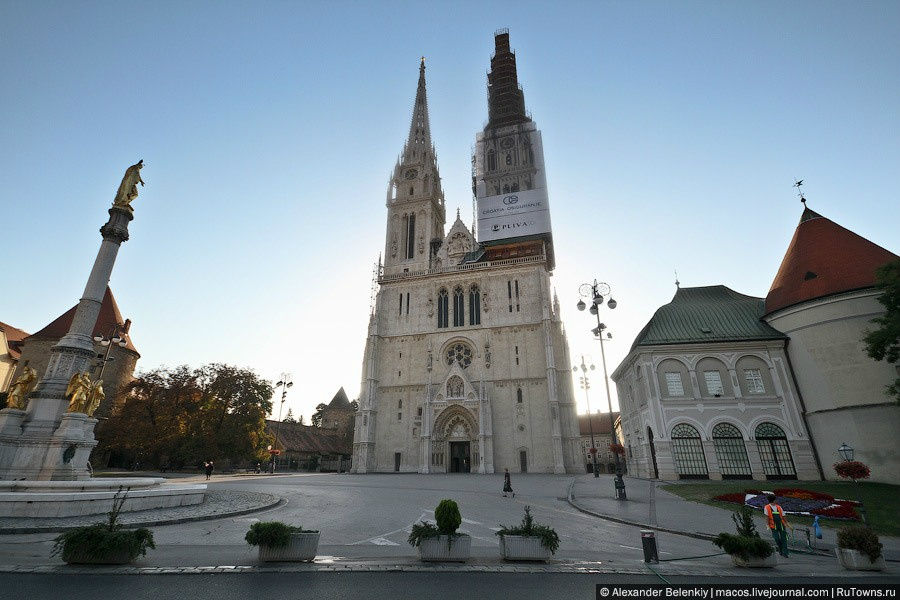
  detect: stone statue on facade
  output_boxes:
[6,367,37,410]
[113,160,145,209]
[66,373,105,416]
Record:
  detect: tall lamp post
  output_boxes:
[93,324,129,380]
[272,374,293,473]
[573,356,599,477]
[838,442,868,525]
[577,280,627,500]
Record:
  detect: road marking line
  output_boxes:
[368,537,400,546]
[618,544,641,550]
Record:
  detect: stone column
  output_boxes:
[3,205,133,481]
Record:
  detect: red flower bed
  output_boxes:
[811,501,860,520]
[713,492,747,504]
[834,461,871,480]
[774,488,834,502]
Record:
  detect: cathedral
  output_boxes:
[352,31,581,474]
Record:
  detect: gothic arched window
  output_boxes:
[469,285,481,325]
[487,149,496,171]
[437,288,449,328]
[453,286,465,327]
[406,213,416,259]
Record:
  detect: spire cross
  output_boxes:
[794,179,806,205]
[674,269,680,289]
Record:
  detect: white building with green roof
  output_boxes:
[611,285,820,481]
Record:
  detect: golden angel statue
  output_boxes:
[6,366,38,410]
[113,159,145,210]
[66,372,105,416]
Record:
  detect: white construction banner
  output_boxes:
[476,187,551,243]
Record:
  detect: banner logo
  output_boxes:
[502,195,519,205]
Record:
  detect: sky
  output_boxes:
[2,1,898,423]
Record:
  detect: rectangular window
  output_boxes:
[417,407,422,417]
[514,279,520,312]
[704,371,724,396]
[406,292,410,315]
[665,372,685,396]
[515,345,520,365]
[745,369,765,394]
[508,280,513,312]
[398,412,402,421]
[399,293,403,316]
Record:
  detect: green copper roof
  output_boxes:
[631,285,786,350]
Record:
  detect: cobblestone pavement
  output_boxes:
[0,490,281,533]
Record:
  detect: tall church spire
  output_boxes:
[403,57,433,163]
[486,29,531,130]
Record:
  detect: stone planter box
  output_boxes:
[836,548,885,571]
[499,535,553,561]
[731,553,777,568]
[62,548,134,565]
[416,534,471,562]
[257,532,320,562]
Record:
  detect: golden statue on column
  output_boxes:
[6,367,38,410]
[112,159,145,210]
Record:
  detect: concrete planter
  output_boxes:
[62,548,134,565]
[257,532,320,562]
[499,535,553,561]
[731,553,777,568]
[416,534,471,562]
[836,548,885,571]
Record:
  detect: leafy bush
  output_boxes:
[713,532,773,560]
[51,488,154,563]
[834,461,871,481]
[731,506,760,538]
[407,521,441,547]
[496,505,560,554]
[435,499,461,535]
[245,521,313,548]
[837,525,882,562]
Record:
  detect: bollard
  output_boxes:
[640,529,659,564]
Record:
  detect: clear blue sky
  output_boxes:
[2,1,898,422]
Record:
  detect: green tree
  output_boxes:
[864,259,900,403]
[101,364,274,468]
[311,403,327,427]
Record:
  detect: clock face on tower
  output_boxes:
[404,168,418,180]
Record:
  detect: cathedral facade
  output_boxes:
[352,32,581,474]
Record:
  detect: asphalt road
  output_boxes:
[10,572,900,600]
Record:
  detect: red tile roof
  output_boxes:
[578,412,619,436]
[0,321,30,359]
[24,287,139,354]
[765,208,898,315]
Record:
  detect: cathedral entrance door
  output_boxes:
[449,442,471,473]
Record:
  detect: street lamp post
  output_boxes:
[577,280,627,500]
[573,356,599,477]
[272,374,293,473]
[838,442,868,525]
[92,325,129,380]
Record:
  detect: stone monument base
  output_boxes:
[0,477,206,518]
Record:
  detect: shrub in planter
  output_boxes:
[712,506,774,567]
[836,525,883,569]
[496,505,560,560]
[51,488,155,565]
[408,499,470,561]
[245,521,319,562]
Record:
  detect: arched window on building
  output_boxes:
[453,286,465,327]
[712,423,752,479]
[755,423,796,480]
[671,423,708,479]
[437,288,449,328]
[406,213,416,259]
[469,285,481,325]
[516,388,523,404]
[487,149,496,171]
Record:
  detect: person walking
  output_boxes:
[502,468,515,498]
[764,494,792,557]
[204,460,213,481]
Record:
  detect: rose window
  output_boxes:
[446,343,473,368]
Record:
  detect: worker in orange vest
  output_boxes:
[764,494,793,557]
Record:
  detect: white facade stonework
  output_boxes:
[352,50,580,474]
[614,340,819,481]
